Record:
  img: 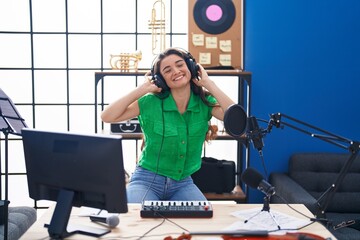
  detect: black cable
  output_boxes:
[133,211,189,240]
[140,99,165,203]
[136,218,166,240]
[154,212,190,233]
[258,152,269,181]
[138,100,169,240]
[275,194,332,228]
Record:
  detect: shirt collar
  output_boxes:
[163,91,200,113]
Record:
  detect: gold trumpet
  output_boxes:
[110,51,142,71]
[148,0,166,55]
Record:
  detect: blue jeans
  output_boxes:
[126,166,207,203]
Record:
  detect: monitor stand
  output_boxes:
[44,189,110,239]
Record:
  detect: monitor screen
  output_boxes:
[22,128,128,238]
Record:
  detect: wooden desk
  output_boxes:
[21,204,336,240]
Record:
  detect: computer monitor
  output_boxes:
[22,128,128,238]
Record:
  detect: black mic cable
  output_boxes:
[274,193,332,229]
[247,116,265,156]
[241,167,333,231]
[244,116,270,179]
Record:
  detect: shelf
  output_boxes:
[94,70,252,202]
[105,131,247,144]
[204,185,246,203]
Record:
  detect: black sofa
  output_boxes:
[269,152,360,240]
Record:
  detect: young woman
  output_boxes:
[101,48,235,203]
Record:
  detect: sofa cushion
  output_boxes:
[0,206,37,240]
[288,152,360,213]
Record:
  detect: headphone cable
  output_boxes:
[140,99,165,203]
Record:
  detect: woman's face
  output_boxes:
[159,54,191,90]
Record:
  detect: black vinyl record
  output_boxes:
[193,0,236,35]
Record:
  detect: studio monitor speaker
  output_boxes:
[188,0,243,70]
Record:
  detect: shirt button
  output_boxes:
[181,140,185,144]
[180,155,184,158]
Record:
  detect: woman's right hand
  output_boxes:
[143,71,162,93]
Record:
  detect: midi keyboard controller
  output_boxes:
[140,200,213,218]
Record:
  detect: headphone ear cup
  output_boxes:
[152,74,170,92]
[185,55,199,79]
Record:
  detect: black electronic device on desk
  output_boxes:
[110,118,142,134]
[22,129,128,239]
[141,201,213,218]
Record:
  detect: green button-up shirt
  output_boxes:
[137,92,216,180]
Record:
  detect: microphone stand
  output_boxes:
[268,112,360,219]
[244,194,281,230]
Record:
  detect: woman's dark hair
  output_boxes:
[153,48,217,107]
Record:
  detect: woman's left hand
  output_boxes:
[192,64,212,89]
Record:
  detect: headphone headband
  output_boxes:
[151,48,195,71]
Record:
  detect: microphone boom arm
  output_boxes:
[268,112,360,218]
[271,113,353,150]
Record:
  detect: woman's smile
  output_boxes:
[173,74,185,81]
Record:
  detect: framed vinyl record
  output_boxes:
[193,0,236,35]
[189,0,243,70]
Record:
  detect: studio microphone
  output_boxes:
[247,116,266,154]
[241,167,275,196]
[89,214,120,228]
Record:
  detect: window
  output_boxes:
[0,0,239,208]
